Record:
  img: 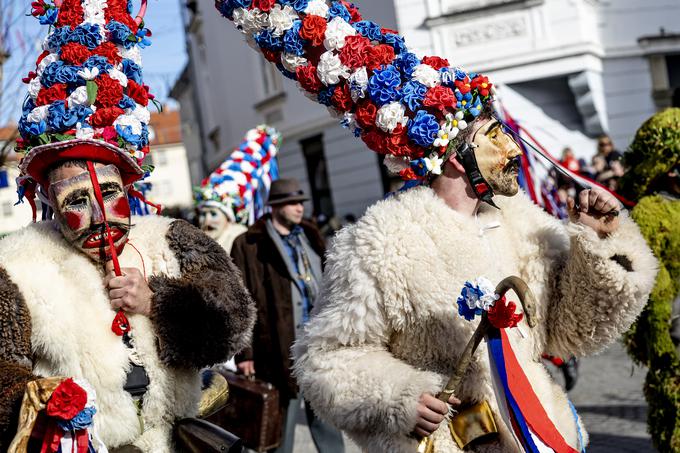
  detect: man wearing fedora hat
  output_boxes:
[230,178,345,453]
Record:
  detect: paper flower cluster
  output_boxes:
[195,125,280,225]
[215,0,494,180]
[16,0,156,165]
[456,277,523,329]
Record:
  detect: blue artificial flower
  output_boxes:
[400,80,427,112]
[121,59,143,84]
[411,158,428,177]
[353,20,382,41]
[116,124,143,146]
[382,33,407,54]
[127,0,134,13]
[439,68,454,87]
[106,21,135,48]
[455,89,473,110]
[255,30,283,51]
[47,27,72,49]
[41,61,79,87]
[57,407,96,432]
[456,281,485,321]
[231,0,252,7]
[72,24,102,49]
[39,8,58,25]
[318,85,336,106]
[22,97,36,116]
[468,96,483,117]
[454,68,468,81]
[47,101,79,131]
[279,0,308,13]
[457,295,482,321]
[407,110,439,147]
[18,117,47,138]
[82,56,113,74]
[283,21,306,56]
[275,63,297,80]
[119,95,136,110]
[328,2,351,22]
[135,28,152,49]
[72,105,94,122]
[367,65,401,106]
[216,1,236,19]
[393,52,420,81]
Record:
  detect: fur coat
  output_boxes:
[0,216,255,452]
[293,186,658,453]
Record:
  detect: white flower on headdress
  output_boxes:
[114,114,143,135]
[268,4,297,37]
[42,36,54,52]
[78,67,100,81]
[76,122,95,140]
[67,86,90,107]
[83,0,107,27]
[27,106,50,123]
[305,0,329,17]
[447,111,468,136]
[424,152,444,175]
[348,67,369,102]
[130,104,150,124]
[234,8,268,35]
[37,53,59,76]
[475,277,499,310]
[281,52,308,73]
[433,124,453,148]
[324,16,357,51]
[119,46,142,67]
[412,64,441,88]
[108,68,128,87]
[28,78,42,100]
[376,102,407,133]
[383,154,410,174]
[317,51,350,86]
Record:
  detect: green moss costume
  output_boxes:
[621,108,680,452]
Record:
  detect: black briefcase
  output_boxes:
[174,417,243,453]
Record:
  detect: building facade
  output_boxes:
[172,0,680,220]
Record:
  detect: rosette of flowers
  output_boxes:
[16,0,157,166]
[195,125,281,225]
[215,0,494,181]
[456,277,523,329]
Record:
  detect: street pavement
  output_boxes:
[293,341,654,452]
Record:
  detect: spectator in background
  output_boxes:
[596,134,623,166]
[560,147,580,173]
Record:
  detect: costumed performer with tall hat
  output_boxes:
[215,1,658,452]
[0,1,255,452]
[195,125,280,253]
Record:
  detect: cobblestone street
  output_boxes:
[294,342,654,452]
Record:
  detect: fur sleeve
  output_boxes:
[148,220,256,369]
[544,212,658,357]
[0,266,36,450]
[293,225,443,451]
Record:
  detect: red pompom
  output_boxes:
[340,0,362,22]
[95,74,124,108]
[126,80,149,106]
[365,44,395,71]
[331,84,353,112]
[94,42,123,66]
[355,100,378,129]
[252,0,276,12]
[56,0,84,28]
[423,86,456,112]
[60,43,92,66]
[261,49,280,64]
[487,296,524,329]
[295,65,323,93]
[90,107,125,127]
[36,84,68,106]
[361,129,387,153]
[300,15,327,47]
[46,379,87,421]
[399,167,418,180]
[421,56,450,70]
[339,35,371,69]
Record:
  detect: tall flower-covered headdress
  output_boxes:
[15,0,156,215]
[215,0,494,182]
[195,125,280,225]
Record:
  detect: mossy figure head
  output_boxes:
[619,108,680,201]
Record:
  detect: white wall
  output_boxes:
[147,143,194,208]
[0,165,36,235]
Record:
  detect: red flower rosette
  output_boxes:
[339,35,370,69]
[46,378,87,421]
[365,44,395,72]
[252,0,276,12]
[295,64,323,93]
[361,129,388,154]
[487,296,524,329]
[339,0,362,22]
[56,0,84,29]
[423,86,456,113]
[300,15,327,47]
[60,43,93,66]
[331,84,353,112]
[94,42,123,66]
[90,107,125,127]
[95,74,124,108]
[421,56,450,70]
[471,75,493,97]
[355,100,378,129]
[127,80,149,106]
[36,84,68,106]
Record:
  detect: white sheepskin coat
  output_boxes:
[294,186,658,453]
[0,216,201,452]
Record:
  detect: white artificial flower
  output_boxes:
[67,86,90,107]
[433,124,452,148]
[37,53,59,76]
[108,68,128,87]
[475,277,499,310]
[316,51,350,86]
[383,154,410,174]
[83,0,107,27]
[235,8,268,35]
[448,110,468,135]
[42,36,54,52]
[76,122,96,140]
[28,78,42,100]
[268,4,297,37]
[341,111,355,128]
[78,67,100,81]
[281,52,307,73]
[348,67,369,102]
[424,153,444,175]
[119,45,142,66]
[412,64,441,88]
[323,16,356,50]
[27,106,50,123]
[305,0,329,17]
[376,102,407,133]
[130,104,150,124]
[114,114,143,135]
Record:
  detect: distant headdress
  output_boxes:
[215,0,495,181]
[195,125,280,225]
[15,0,156,213]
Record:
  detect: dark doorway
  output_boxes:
[300,134,335,218]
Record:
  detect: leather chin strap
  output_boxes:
[455,142,499,209]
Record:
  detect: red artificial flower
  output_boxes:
[46,378,87,421]
[385,124,411,157]
[101,125,119,143]
[22,71,38,84]
[421,56,450,70]
[331,84,353,112]
[381,27,398,35]
[340,0,362,22]
[365,44,395,72]
[355,100,378,129]
[56,0,84,29]
[261,49,280,64]
[105,0,139,33]
[487,296,524,329]
[126,80,149,106]
[15,137,28,150]
[295,64,323,93]
[361,129,387,153]
[471,75,493,97]
[94,42,122,66]
[31,0,47,17]
[36,84,68,106]
[95,74,124,108]
[399,167,418,181]
[252,0,276,12]
[339,35,371,69]
[300,15,327,47]
[455,77,472,95]
[60,43,92,66]
[35,50,51,68]
[423,86,456,112]
[90,107,125,127]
